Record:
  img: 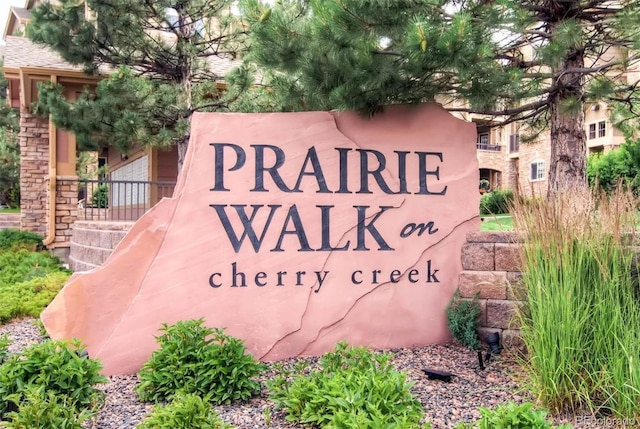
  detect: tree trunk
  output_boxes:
[547,12,587,196]
[177,133,189,173]
[176,5,194,174]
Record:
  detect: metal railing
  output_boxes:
[476,143,502,152]
[78,179,176,221]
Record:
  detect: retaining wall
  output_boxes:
[458,231,524,347]
[0,214,20,230]
[69,221,133,272]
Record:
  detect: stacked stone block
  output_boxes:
[458,231,524,347]
[69,221,133,271]
[19,111,49,236]
[54,177,79,245]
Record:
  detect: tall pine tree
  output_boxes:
[28,0,245,171]
[233,0,640,194]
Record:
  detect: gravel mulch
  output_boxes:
[0,318,629,428]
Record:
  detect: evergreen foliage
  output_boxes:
[0,229,43,252]
[0,271,70,324]
[234,0,640,194]
[0,231,70,324]
[446,291,481,350]
[27,0,246,168]
[0,61,20,208]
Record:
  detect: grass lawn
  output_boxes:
[480,214,513,231]
[0,208,19,214]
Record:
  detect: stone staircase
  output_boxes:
[0,213,20,230]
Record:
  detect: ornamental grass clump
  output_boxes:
[512,186,640,419]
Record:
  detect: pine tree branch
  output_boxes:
[340,5,374,29]
[523,29,552,38]
[188,102,228,115]
[560,52,640,75]
[445,98,548,119]
[494,54,544,69]
[371,50,405,57]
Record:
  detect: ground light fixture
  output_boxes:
[422,368,454,382]
[484,331,502,363]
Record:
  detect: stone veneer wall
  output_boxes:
[458,231,524,347]
[69,221,133,272]
[54,177,79,247]
[19,110,49,236]
[477,150,505,177]
[513,139,551,198]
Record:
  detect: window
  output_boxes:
[530,160,545,181]
[588,121,606,139]
[509,134,519,153]
[478,133,489,146]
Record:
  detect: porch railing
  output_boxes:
[476,143,502,152]
[78,179,176,221]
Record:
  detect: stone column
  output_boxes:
[19,110,50,236]
[54,176,79,247]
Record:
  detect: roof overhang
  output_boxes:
[3,4,32,41]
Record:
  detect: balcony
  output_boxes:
[476,143,502,152]
[78,179,176,221]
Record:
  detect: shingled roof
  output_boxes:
[3,36,88,73]
[207,55,243,78]
[4,35,244,80]
[11,6,32,22]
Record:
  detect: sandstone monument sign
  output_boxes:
[42,103,479,375]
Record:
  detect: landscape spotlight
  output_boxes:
[484,331,502,362]
[423,368,454,383]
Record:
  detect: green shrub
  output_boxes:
[0,272,70,324]
[480,189,513,215]
[0,335,8,364]
[268,342,425,429]
[446,291,480,350]
[137,319,264,404]
[0,249,67,287]
[587,145,640,195]
[4,387,92,429]
[137,392,234,429]
[92,183,108,208]
[0,230,43,252]
[513,188,640,418]
[0,339,107,418]
[454,402,570,429]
